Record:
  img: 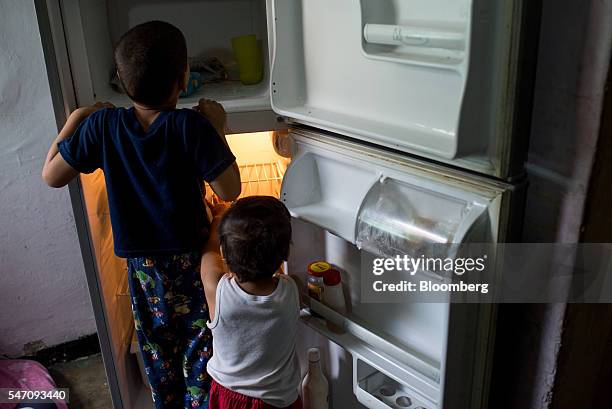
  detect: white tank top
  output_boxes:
[206,274,301,407]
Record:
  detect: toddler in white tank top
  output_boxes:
[200,197,302,409]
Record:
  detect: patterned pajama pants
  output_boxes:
[128,252,212,409]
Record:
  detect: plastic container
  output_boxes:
[322,269,347,333]
[231,34,263,85]
[322,269,346,311]
[307,261,330,302]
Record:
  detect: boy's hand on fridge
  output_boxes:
[194,98,226,135]
[211,202,230,218]
[205,203,229,252]
[42,101,115,188]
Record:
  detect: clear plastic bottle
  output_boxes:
[301,348,329,409]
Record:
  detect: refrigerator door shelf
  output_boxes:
[281,133,496,255]
[282,151,380,241]
[301,300,440,408]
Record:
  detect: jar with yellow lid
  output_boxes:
[307,261,331,302]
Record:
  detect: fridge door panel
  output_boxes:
[286,130,516,408]
[291,221,450,409]
[79,171,147,409]
[268,0,537,177]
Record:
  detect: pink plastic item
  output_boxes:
[0,360,68,409]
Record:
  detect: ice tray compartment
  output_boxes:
[355,358,435,409]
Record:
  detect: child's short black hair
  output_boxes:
[219,196,292,282]
[114,21,187,107]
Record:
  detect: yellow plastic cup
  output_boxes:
[231,34,263,85]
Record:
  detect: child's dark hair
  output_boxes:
[114,21,187,107]
[219,196,292,282]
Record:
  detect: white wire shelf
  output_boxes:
[239,161,285,198]
[206,160,286,201]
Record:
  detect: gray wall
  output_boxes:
[491,0,612,408]
[0,0,96,356]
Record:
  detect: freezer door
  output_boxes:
[283,129,520,409]
[267,0,539,178]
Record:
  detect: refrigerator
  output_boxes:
[35,0,540,408]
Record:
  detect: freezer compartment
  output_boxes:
[355,359,434,409]
[60,0,275,131]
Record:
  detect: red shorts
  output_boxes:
[209,379,302,409]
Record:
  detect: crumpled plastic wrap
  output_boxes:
[356,180,459,259]
[109,56,227,95]
[188,55,227,83]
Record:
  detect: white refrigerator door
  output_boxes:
[283,129,519,409]
[267,0,536,178]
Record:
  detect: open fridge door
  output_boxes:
[267,0,539,178]
[282,129,522,409]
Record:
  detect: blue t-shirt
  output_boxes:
[58,107,236,258]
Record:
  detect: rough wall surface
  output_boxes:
[493,0,612,408]
[0,0,96,356]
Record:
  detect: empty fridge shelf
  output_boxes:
[239,161,285,198]
[207,160,286,201]
[300,297,441,407]
[304,298,440,383]
[98,79,270,113]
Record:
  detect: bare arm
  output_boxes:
[201,204,229,321]
[42,102,113,188]
[209,162,241,202]
[194,98,241,201]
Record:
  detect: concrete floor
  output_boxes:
[49,354,113,409]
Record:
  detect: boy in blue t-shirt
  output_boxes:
[42,21,241,409]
